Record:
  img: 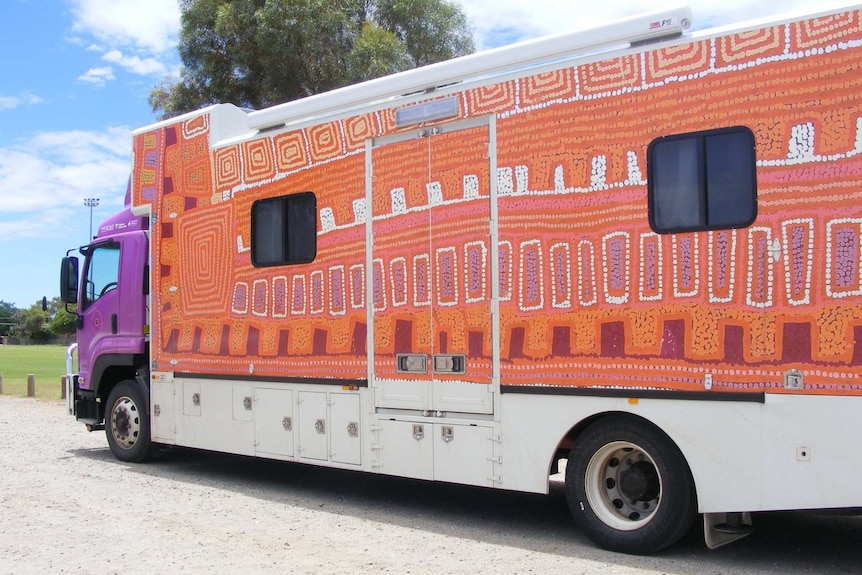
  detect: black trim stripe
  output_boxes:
[175,372,368,388]
[501,385,765,403]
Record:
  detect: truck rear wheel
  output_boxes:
[565,415,697,554]
[105,380,152,463]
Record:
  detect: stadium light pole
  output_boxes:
[84,197,100,239]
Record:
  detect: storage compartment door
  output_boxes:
[297,391,328,461]
[329,393,361,465]
[151,379,175,443]
[433,423,494,488]
[254,388,294,458]
[374,419,433,480]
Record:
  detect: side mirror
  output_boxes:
[60,256,79,305]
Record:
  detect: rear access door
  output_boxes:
[368,116,497,416]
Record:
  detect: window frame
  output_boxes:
[80,240,120,310]
[250,191,318,268]
[647,126,757,235]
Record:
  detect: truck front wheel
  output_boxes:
[565,415,697,554]
[105,380,152,463]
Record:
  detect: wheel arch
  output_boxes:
[91,353,149,421]
[550,410,696,495]
[501,392,758,508]
[561,411,700,553]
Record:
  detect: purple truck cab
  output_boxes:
[60,203,150,450]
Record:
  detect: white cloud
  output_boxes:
[70,0,180,54]
[0,127,132,240]
[460,0,845,48]
[70,0,180,82]
[0,93,45,111]
[102,49,167,76]
[0,209,72,241]
[77,66,116,86]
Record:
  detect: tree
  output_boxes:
[47,298,78,337]
[0,300,17,337]
[375,0,473,67]
[16,302,50,341]
[1,298,75,341]
[347,22,412,83]
[149,0,475,119]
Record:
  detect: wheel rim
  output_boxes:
[584,441,662,531]
[110,395,141,450]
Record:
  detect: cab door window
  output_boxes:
[82,243,120,309]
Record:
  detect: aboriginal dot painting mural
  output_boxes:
[132,9,862,396]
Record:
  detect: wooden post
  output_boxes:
[27,374,35,397]
[61,375,67,400]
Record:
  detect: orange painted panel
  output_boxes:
[138,9,862,396]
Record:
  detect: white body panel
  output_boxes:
[760,395,862,510]
[499,394,763,508]
[151,374,862,513]
[153,375,502,487]
[499,392,862,512]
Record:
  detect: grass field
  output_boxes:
[0,344,70,399]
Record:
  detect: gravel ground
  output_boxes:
[1,395,860,575]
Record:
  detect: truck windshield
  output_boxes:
[82,243,120,309]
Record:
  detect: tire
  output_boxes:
[105,380,152,463]
[565,415,697,554]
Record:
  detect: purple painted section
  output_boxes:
[782,323,812,363]
[248,326,261,356]
[278,329,290,355]
[76,227,148,391]
[552,326,571,357]
[600,321,625,358]
[660,319,685,359]
[508,327,526,359]
[468,331,485,358]
[394,320,413,354]
[852,326,862,366]
[96,207,147,241]
[312,328,327,355]
[724,325,745,364]
[351,322,367,355]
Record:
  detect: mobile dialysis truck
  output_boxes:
[61,4,862,553]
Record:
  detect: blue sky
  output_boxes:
[0,0,839,309]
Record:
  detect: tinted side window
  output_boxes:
[83,243,120,309]
[650,137,703,231]
[251,192,317,267]
[648,127,756,234]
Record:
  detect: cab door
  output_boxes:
[77,231,148,390]
[369,117,496,415]
[77,240,122,389]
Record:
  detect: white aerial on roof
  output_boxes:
[246,6,694,131]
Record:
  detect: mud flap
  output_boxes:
[704,512,754,549]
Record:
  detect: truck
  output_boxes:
[60,3,862,554]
